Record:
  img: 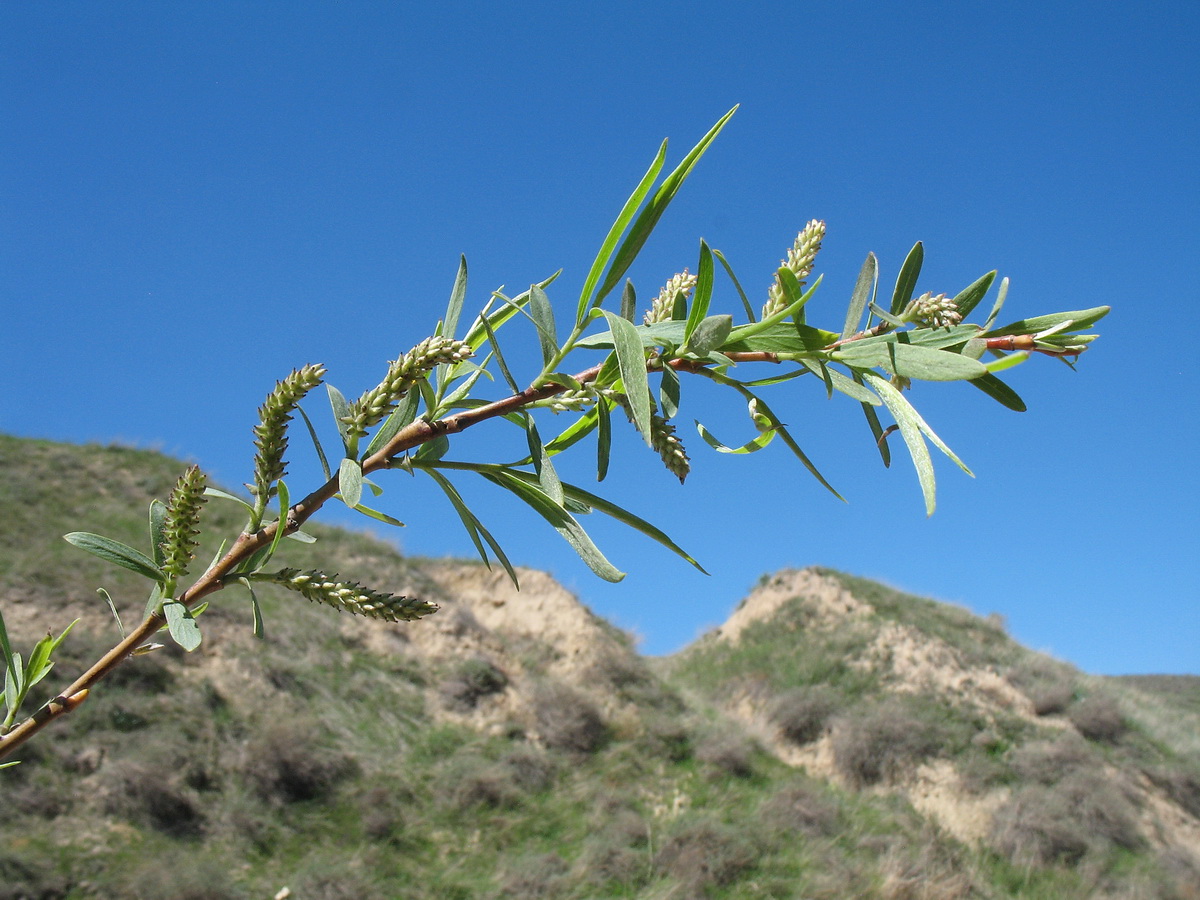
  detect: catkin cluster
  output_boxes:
[763,219,825,319]
[345,336,472,439]
[266,568,438,621]
[252,364,327,498]
[644,270,698,325]
[161,465,208,584]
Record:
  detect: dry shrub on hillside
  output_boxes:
[533,683,608,754]
[989,769,1144,866]
[1067,693,1128,743]
[761,779,842,837]
[240,719,358,804]
[117,850,239,900]
[494,853,570,899]
[830,700,945,787]
[695,727,756,778]
[770,686,837,745]
[655,818,760,896]
[1006,658,1076,716]
[1010,733,1096,785]
[99,759,206,839]
[439,656,508,710]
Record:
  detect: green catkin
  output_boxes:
[252,364,327,498]
[763,219,825,319]
[607,390,691,484]
[344,336,472,439]
[643,270,698,325]
[161,465,208,584]
[264,568,438,621]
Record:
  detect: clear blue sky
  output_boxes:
[3,2,1196,674]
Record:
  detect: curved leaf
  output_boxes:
[64,532,165,583]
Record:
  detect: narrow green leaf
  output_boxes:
[203,486,256,515]
[351,502,404,527]
[890,241,924,316]
[339,458,363,509]
[694,369,842,499]
[842,252,878,338]
[542,404,602,457]
[853,371,891,467]
[148,500,167,567]
[602,311,652,445]
[833,342,988,381]
[594,106,738,306]
[864,373,936,514]
[97,588,125,638]
[683,240,715,342]
[422,467,519,588]
[326,384,354,453]
[441,255,468,341]
[296,405,332,481]
[364,390,420,459]
[481,311,521,393]
[797,359,881,404]
[620,280,636,322]
[713,248,756,322]
[952,271,997,320]
[725,275,823,344]
[265,479,290,564]
[660,365,681,419]
[983,306,1110,338]
[482,469,625,582]
[969,372,1027,411]
[982,276,1009,332]
[237,577,266,639]
[413,434,450,462]
[528,284,559,365]
[577,140,667,324]
[0,608,17,695]
[596,394,612,482]
[163,601,202,652]
[983,351,1029,374]
[525,417,565,505]
[695,419,777,454]
[64,532,165,583]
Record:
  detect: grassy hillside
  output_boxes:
[1,434,1197,899]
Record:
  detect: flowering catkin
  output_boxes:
[763,219,825,319]
[904,292,962,328]
[161,465,207,584]
[644,270,698,325]
[345,336,472,439]
[264,568,438,621]
[607,390,691,484]
[252,364,327,498]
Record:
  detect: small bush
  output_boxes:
[655,818,760,896]
[989,769,1143,866]
[1007,659,1076,716]
[1068,694,1128,743]
[99,760,206,839]
[695,728,756,779]
[638,713,692,762]
[493,853,569,899]
[117,851,241,900]
[533,683,607,754]
[439,656,508,711]
[770,686,837,745]
[501,746,557,793]
[1010,734,1095,785]
[830,700,945,787]
[240,720,357,804]
[761,779,842,837]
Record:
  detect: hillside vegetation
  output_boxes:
[1,433,1197,899]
